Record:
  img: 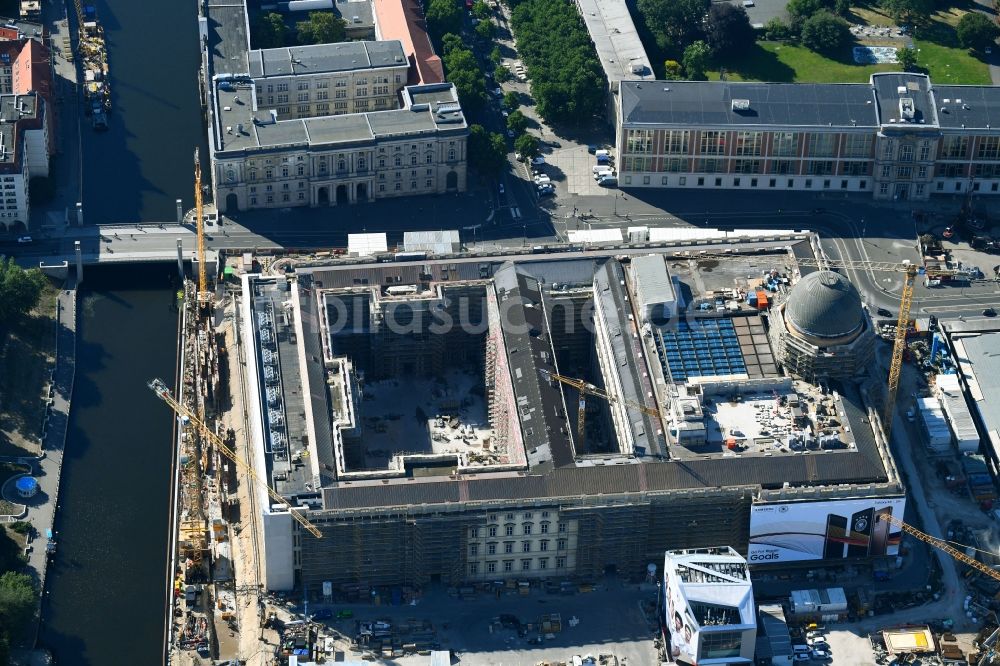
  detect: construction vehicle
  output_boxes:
[148,378,323,538]
[194,148,209,305]
[684,252,972,439]
[539,369,660,449]
[876,512,1000,583]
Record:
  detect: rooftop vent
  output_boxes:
[899,97,915,121]
[897,85,907,95]
[732,98,751,111]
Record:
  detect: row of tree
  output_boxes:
[508,0,605,124]
[0,522,37,663]
[251,11,347,49]
[441,34,489,115]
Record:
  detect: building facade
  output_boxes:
[202,0,468,215]
[617,73,1000,201]
[0,93,48,228]
[249,41,410,120]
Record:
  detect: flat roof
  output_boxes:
[954,330,1000,449]
[871,72,937,127]
[248,40,406,78]
[621,80,879,129]
[935,85,1000,130]
[206,3,250,76]
[575,0,651,87]
[213,81,465,153]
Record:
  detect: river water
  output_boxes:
[40,265,179,664]
[80,0,206,224]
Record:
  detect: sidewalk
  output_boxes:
[22,285,77,649]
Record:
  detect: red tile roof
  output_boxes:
[374,0,443,85]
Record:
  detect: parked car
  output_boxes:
[16,235,32,244]
[335,609,354,619]
[984,308,997,317]
[593,165,614,174]
[530,156,545,166]
[498,183,505,195]
[806,631,825,640]
[587,144,599,154]
[311,609,333,620]
[597,176,617,187]
[811,649,831,660]
[793,655,811,663]
[877,308,893,318]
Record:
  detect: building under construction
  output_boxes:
[237,236,904,597]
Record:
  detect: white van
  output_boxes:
[792,645,811,654]
[593,165,614,175]
[594,149,611,158]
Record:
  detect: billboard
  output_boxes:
[748,497,906,564]
[663,569,698,666]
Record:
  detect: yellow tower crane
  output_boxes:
[876,512,1000,583]
[148,378,324,539]
[540,368,661,449]
[683,252,967,439]
[194,148,209,303]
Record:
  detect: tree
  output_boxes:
[896,46,918,70]
[468,125,508,174]
[764,17,792,40]
[0,258,46,321]
[503,91,519,110]
[426,0,463,43]
[682,40,711,80]
[442,32,464,55]
[636,0,710,56]
[508,0,606,123]
[295,11,346,44]
[506,109,528,134]
[514,133,540,158]
[879,0,933,24]
[664,59,684,79]
[443,44,488,113]
[786,0,827,29]
[252,12,287,49]
[704,3,755,57]
[472,0,490,18]
[475,19,495,41]
[956,12,999,52]
[801,11,851,53]
[0,572,36,637]
[494,64,512,82]
[490,46,503,65]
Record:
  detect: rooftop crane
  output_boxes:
[876,512,1000,583]
[540,368,660,449]
[683,252,969,439]
[194,148,209,304]
[148,378,323,539]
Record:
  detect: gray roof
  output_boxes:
[576,0,651,87]
[594,262,665,458]
[957,332,1000,438]
[620,80,879,129]
[935,85,1000,130]
[631,254,674,310]
[213,82,466,153]
[494,264,576,469]
[403,230,460,254]
[248,40,406,78]
[784,271,865,340]
[206,3,250,76]
[871,72,938,128]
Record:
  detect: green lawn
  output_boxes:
[710,41,895,83]
[710,35,990,85]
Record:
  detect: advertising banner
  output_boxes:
[748,497,906,563]
[663,570,698,665]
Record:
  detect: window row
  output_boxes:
[469,557,567,575]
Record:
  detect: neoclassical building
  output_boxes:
[201,0,467,213]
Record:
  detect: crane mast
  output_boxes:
[149,378,323,538]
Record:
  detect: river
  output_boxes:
[80,0,207,224]
[40,265,179,664]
